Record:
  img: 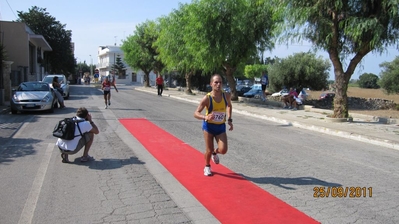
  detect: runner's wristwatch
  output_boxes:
[228,118,232,122]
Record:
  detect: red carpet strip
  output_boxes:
[120,118,319,224]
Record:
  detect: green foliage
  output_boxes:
[76,62,90,74]
[111,55,126,78]
[357,73,380,89]
[182,0,277,84]
[156,4,197,75]
[121,21,162,86]
[379,56,399,94]
[348,82,359,87]
[275,0,399,118]
[268,52,330,92]
[17,6,75,76]
[244,64,268,79]
[349,79,359,87]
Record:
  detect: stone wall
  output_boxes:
[305,97,397,110]
[267,95,397,110]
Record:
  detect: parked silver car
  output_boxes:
[10,81,58,114]
[42,74,70,99]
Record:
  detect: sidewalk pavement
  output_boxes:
[136,86,399,151]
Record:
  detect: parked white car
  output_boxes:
[42,74,70,99]
[271,89,289,97]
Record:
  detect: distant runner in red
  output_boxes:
[101,76,118,109]
[156,74,164,96]
[194,74,233,176]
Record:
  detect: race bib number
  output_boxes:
[104,86,111,91]
[213,112,226,122]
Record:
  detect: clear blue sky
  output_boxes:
[1,0,397,80]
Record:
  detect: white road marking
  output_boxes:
[18,143,54,224]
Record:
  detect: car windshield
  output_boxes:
[18,83,49,91]
[43,76,64,83]
[251,84,262,90]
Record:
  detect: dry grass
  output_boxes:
[307,87,399,119]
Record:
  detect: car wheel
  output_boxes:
[11,109,17,114]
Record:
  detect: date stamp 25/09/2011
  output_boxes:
[313,187,373,198]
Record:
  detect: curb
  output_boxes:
[135,88,399,151]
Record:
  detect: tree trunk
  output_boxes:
[224,64,237,100]
[333,71,349,118]
[184,71,193,94]
[329,48,369,118]
[144,72,150,87]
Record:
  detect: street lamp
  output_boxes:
[89,55,93,78]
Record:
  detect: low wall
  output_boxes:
[305,97,397,110]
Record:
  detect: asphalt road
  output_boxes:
[0,84,398,224]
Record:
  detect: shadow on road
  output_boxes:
[0,138,41,164]
[239,174,341,190]
[66,156,145,170]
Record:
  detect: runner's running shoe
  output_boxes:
[204,166,213,176]
[212,153,219,164]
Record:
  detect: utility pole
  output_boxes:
[89,55,93,79]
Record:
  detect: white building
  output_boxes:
[97,45,157,85]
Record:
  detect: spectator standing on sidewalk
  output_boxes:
[156,73,164,96]
[260,71,269,102]
[52,76,66,108]
[194,74,233,176]
[94,69,100,83]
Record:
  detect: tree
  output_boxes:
[156,3,199,94]
[244,64,269,80]
[357,73,379,89]
[182,0,277,100]
[76,62,90,74]
[121,21,163,87]
[17,6,75,76]
[111,55,126,79]
[268,52,330,92]
[379,56,399,94]
[276,0,399,118]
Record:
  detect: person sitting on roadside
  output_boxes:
[291,95,303,110]
[56,107,100,163]
[282,87,299,109]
